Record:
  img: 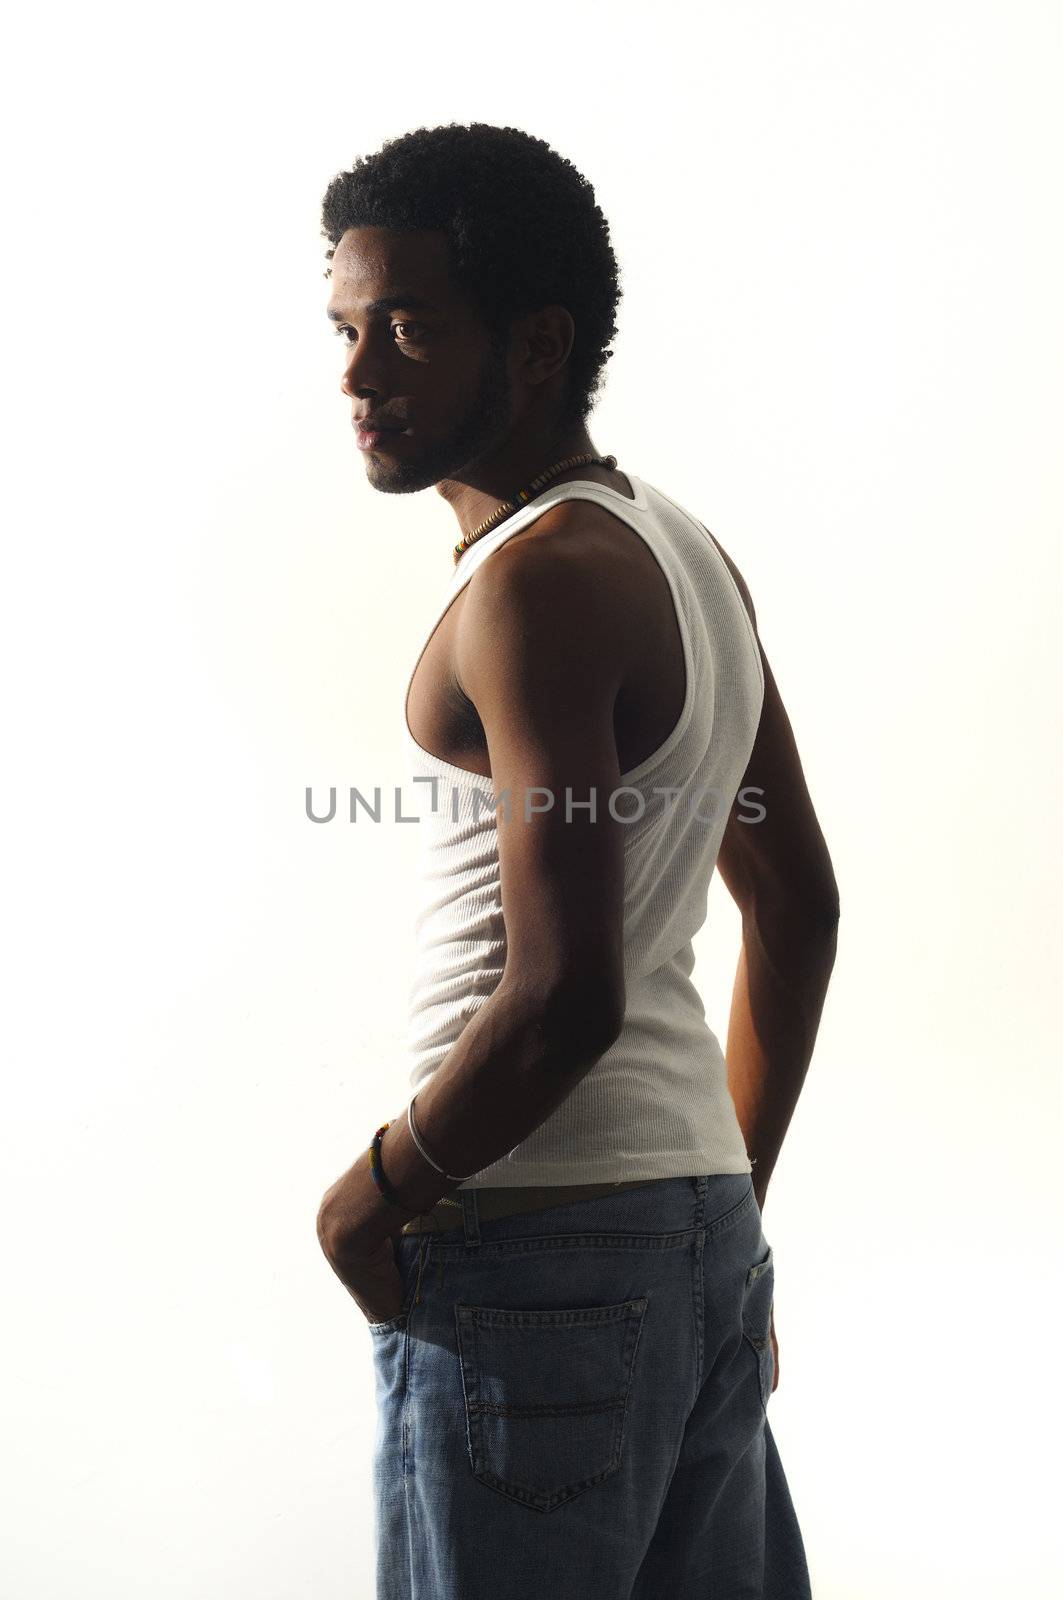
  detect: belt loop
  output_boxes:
[692,1174,707,1230]
[461,1186,482,1247]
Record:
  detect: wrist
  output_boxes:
[340,1115,453,1253]
[380,1110,461,1215]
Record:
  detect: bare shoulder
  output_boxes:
[456,500,644,680]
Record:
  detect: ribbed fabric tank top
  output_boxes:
[403,473,765,1187]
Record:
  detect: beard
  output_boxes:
[361,333,516,496]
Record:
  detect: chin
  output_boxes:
[364,457,436,495]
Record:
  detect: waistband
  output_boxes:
[400,1177,662,1236]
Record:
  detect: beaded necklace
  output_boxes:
[452,451,618,565]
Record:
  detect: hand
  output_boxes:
[316,1155,417,1325]
[322,1231,409,1326]
[769,1303,779,1393]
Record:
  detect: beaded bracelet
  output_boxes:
[368,1098,471,1212]
[368,1120,419,1212]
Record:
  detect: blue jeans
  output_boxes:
[369,1174,812,1598]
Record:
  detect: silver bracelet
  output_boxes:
[407,1093,469,1182]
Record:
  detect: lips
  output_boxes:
[355,422,408,452]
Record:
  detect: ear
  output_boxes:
[514,303,576,389]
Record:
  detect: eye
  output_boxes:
[332,322,425,344]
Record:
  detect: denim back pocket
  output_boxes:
[741,1242,775,1408]
[455,1296,648,1514]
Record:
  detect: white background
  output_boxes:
[3,2,1061,1594]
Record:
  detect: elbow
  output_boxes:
[506,967,627,1069]
[743,891,840,963]
[806,893,841,932]
[743,875,840,935]
[540,968,627,1055]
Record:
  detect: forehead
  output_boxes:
[328,226,457,309]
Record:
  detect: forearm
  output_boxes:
[325,977,620,1252]
[726,902,839,1211]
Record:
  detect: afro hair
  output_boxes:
[320,122,622,434]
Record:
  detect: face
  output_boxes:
[327,226,517,495]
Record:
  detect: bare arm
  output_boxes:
[714,564,840,1214]
[319,520,630,1247]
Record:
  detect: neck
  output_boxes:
[437,419,600,540]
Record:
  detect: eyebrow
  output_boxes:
[326,293,441,321]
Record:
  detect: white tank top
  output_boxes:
[402,473,764,1187]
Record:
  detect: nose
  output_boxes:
[340,333,387,400]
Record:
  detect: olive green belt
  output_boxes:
[400,1177,661,1236]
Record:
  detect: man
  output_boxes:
[315,123,838,1599]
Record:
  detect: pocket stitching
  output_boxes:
[456,1296,647,1513]
[741,1244,774,1408]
